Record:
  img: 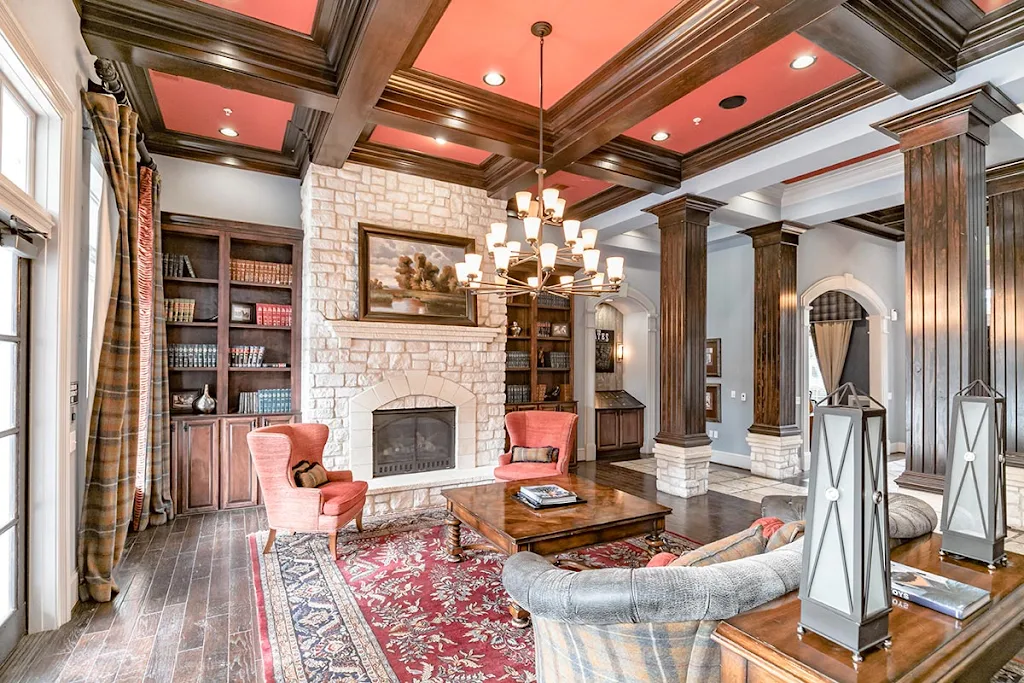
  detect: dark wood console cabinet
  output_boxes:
[595,391,645,459]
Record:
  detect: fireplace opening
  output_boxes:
[372,406,457,477]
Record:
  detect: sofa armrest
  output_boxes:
[502,539,804,625]
[761,493,937,542]
[326,470,354,482]
[498,452,513,467]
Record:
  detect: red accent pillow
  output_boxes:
[750,516,785,539]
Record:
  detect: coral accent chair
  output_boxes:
[247,423,368,558]
[495,411,578,481]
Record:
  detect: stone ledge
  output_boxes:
[326,316,503,344]
[366,465,495,495]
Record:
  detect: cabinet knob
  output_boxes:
[252,419,258,430]
[183,422,189,432]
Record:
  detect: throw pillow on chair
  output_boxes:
[510,446,558,463]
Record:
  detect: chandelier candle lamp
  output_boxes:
[940,380,1008,570]
[454,21,624,300]
[798,383,892,663]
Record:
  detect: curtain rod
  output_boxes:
[90,59,155,169]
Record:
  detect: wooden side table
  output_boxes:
[712,533,1024,682]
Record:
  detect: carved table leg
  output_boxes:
[509,601,531,629]
[445,516,464,563]
[644,532,666,556]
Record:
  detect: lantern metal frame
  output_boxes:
[798,383,892,662]
[939,380,1008,570]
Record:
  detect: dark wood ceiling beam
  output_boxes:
[959,0,1024,67]
[80,0,339,111]
[680,74,892,182]
[145,130,300,177]
[347,142,486,189]
[487,0,849,198]
[835,215,906,241]
[371,69,549,162]
[313,0,449,167]
[568,137,681,194]
[798,0,981,99]
[566,187,648,222]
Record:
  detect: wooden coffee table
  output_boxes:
[713,533,1024,682]
[442,474,672,626]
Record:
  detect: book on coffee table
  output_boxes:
[891,561,990,619]
[519,484,578,506]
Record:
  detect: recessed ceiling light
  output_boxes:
[483,71,506,87]
[790,54,817,70]
[692,117,702,125]
[434,137,447,145]
[223,107,233,116]
[719,95,747,110]
[219,127,239,138]
[651,131,670,142]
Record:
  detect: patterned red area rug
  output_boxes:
[250,508,700,683]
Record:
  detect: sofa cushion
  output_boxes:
[760,495,807,523]
[646,552,677,568]
[319,480,368,516]
[668,525,766,567]
[767,520,806,551]
[510,445,558,463]
[749,516,785,539]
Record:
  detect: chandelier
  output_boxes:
[455,21,625,299]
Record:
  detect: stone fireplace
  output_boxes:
[300,162,509,514]
[372,407,456,477]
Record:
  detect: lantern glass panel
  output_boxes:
[864,414,888,616]
[946,400,990,538]
[808,411,856,616]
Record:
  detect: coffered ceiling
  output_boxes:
[78,0,1024,220]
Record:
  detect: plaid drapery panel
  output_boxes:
[134,167,174,531]
[78,92,142,603]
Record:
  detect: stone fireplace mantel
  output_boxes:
[327,316,503,344]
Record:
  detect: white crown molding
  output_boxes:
[781,151,904,210]
[327,317,503,344]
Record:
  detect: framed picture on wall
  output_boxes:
[706,338,722,378]
[358,224,477,326]
[229,302,254,323]
[551,322,570,338]
[171,389,200,413]
[595,329,615,373]
[706,384,722,423]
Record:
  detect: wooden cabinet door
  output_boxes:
[220,417,259,509]
[178,418,219,514]
[261,414,297,428]
[619,408,643,448]
[596,410,620,450]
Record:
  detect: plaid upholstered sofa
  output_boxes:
[502,494,937,682]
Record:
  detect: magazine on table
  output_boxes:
[891,561,990,619]
[519,484,578,506]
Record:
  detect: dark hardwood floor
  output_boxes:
[0,461,762,682]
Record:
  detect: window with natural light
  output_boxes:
[0,81,32,195]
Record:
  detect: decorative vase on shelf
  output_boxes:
[509,321,522,337]
[193,384,216,414]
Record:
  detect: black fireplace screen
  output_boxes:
[372,407,456,477]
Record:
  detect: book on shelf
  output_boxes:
[891,561,991,619]
[163,254,196,278]
[519,484,578,506]
[169,343,217,368]
[238,388,292,414]
[164,298,196,323]
[254,303,292,327]
[230,345,266,368]
[230,258,293,286]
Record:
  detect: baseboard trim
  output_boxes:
[711,450,751,470]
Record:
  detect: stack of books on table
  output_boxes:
[517,484,581,508]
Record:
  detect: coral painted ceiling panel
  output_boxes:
[972,0,1015,11]
[626,34,857,155]
[414,0,680,106]
[535,171,611,206]
[150,72,295,151]
[369,126,492,165]
[195,0,318,33]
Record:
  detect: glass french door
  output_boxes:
[0,245,27,664]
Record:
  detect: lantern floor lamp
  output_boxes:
[940,380,1008,570]
[798,383,892,662]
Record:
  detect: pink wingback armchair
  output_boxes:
[247,423,368,558]
[494,411,578,481]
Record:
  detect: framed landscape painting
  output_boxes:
[358,224,477,326]
[706,338,721,378]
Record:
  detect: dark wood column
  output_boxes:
[874,84,1017,492]
[741,222,808,438]
[988,159,1024,459]
[643,195,725,449]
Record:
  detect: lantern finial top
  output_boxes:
[816,382,885,411]
[957,379,1002,399]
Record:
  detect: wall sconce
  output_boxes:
[940,380,1007,569]
[799,383,891,662]
[616,343,624,361]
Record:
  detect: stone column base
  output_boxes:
[747,432,803,480]
[654,441,711,498]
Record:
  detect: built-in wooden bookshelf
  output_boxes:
[162,213,302,513]
[503,268,578,463]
